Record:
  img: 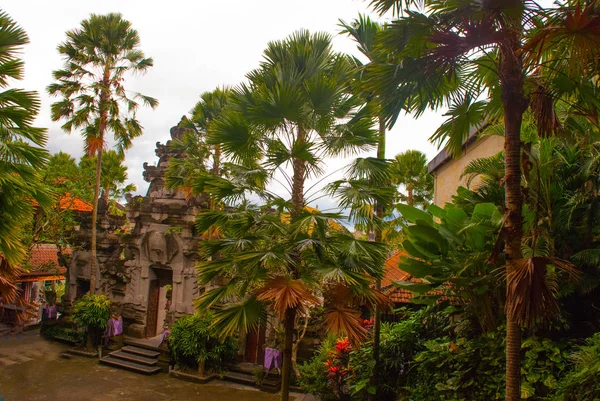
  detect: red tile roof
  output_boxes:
[32,192,92,212]
[382,250,448,304]
[58,194,93,212]
[19,244,69,278]
[382,250,418,303]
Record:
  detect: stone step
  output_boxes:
[223,371,256,386]
[121,345,160,359]
[99,356,161,375]
[110,350,158,366]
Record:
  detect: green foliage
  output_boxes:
[301,308,582,401]
[555,333,600,400]
[0,10,50,296]
[408,332,569,401]
[298,337,338,401]
[48,13,157,155]
[168,312,237,372]
[391,150,433,208]
[44,326,84,343]
[80,150,136,201]
[397,202,504,332]
[71,294,111,331]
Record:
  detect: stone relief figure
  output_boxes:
[142,230,179,267]
[71,251,91,278]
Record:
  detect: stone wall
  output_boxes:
[69,123,208,338]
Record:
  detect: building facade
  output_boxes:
[427,134,504,207]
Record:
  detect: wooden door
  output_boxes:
[245,328,259,363]
[146,279,159,338]
[244,325,267,364]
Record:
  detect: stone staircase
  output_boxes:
[99,345,161,375]
[223,363,280,393]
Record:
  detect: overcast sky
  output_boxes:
[6,0,446,211]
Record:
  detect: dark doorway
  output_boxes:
[245,325,266,364]
[75,279,90,299]
[146,279,160,338]
[146,267,173,338]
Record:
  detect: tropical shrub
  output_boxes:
[301,307,576,401]
[298,336,338,401]
[44,326,84,344]
[168,312,237,375]
[348,308,452,400]
[407,332,569,401]
[71,294,111,350]
[555,333,600,401]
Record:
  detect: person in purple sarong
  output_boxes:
[263,328,283,376]
[104,312,123,347]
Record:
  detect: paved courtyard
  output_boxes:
[0,334,309,401]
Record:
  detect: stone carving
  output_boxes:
[68,120,209,338]
[142,231,179,266]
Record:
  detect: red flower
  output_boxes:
[335,338,351,353]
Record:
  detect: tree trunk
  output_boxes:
[197,359,206,376]
[368,116,386,401]
[281,307,297,401]
[407,184,414,207]
[280,126,306,401]
[291,314,310,379]
[86,330,94,352]
[89,64,111,295]
[500,25,527,401]
[89,150,103,295]
[103,185,110,204]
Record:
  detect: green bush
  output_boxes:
[300,307,577,401]
[555,333,600,400]
[71,294,111,350]
[44,326,84,343]
[169,312,237,374]
[298,336,338,401]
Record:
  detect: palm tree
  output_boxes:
[167,88,232,218]
[366,1,600,399]
[80,150,135,203]
[198,30,382,401]
[338,15,395,399]
[390,150,433,208]
[0,10,51,302]
[48,13,157,294]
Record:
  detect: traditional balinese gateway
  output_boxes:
[68,124,208,338]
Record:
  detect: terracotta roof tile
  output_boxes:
[58,194,93,212]
[32,193,92,212]
[19,244,69,278]
[381,250,445,304]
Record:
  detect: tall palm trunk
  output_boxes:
[499,27,527,401]
[89,65,111,295]
[407,183,414,207]
[89,149,102,294]
[280,126,306,401]
[368,116,386,401]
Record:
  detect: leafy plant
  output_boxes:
[168,312,237,375]
[555,333,600,401]
[44,326,84,343]
[253,366,267,386]
[298,336,338,401]
[71,294,111,351]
